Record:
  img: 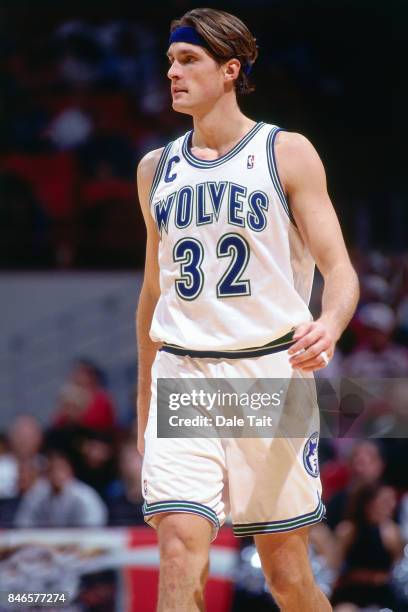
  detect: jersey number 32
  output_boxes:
[173,232,251,300]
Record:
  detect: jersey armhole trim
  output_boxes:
[266,127,297,226]
[148,141,174,206]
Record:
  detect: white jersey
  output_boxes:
[149,122,315,351]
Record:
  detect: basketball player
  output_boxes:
[136,8,359,611]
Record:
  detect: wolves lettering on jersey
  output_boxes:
[154,182,268,234]
[149,122,315,351]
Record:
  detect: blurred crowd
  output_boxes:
[312,250,408,377]
[1,19,182,268]
[0,359,144,530]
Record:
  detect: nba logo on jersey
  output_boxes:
[303,432,319,477]
[247,154,255,168]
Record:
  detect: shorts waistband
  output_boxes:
[160,329,296,360]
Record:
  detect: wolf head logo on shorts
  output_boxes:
[303,432,319,478]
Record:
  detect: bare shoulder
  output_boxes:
[275,130,313,149]
[275,131,323,168]
[136,147,165,218]
[137,147,165,187]
[274,131,326,194]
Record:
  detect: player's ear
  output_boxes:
[223,58,240,84]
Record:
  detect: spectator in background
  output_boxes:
[1,416,46,524]
[76,429,117,501]
[326,440,385,530]
[343,303,408,377]
[0,433,18,499]
[46,106,94,150]
[7,414,44,463]
[0,456,43,528]
[17,457,43,497]
[107,439,144,526]
[14,449,107,527]
[52,382,91,428]
[331,483,403,610]
[359,274,391,307]
[53,358,116,430]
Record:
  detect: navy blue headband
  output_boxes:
[169,26,253,75]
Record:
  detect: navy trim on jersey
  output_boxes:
[160,328,295,359]
[182,122,265,169]
[266,127,296,225]
[149,142,174,206]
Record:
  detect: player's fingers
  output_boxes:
[292,350,331,371]
[298,361,327,372]
[292,322,313,341]
[290,341,330,367]
[289,331,325,361]
[292,359,324,371]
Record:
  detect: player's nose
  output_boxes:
[167,61,182,80]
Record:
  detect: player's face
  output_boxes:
[167,43,225,115]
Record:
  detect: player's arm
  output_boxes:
[276,132,360,371]
[135,148,163,455]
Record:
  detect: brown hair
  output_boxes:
[170,8,258,95]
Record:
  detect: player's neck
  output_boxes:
[191,99,255,156]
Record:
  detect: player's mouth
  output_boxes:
[172,87,188,95]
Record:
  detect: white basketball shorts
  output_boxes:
[142,348,324,539]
